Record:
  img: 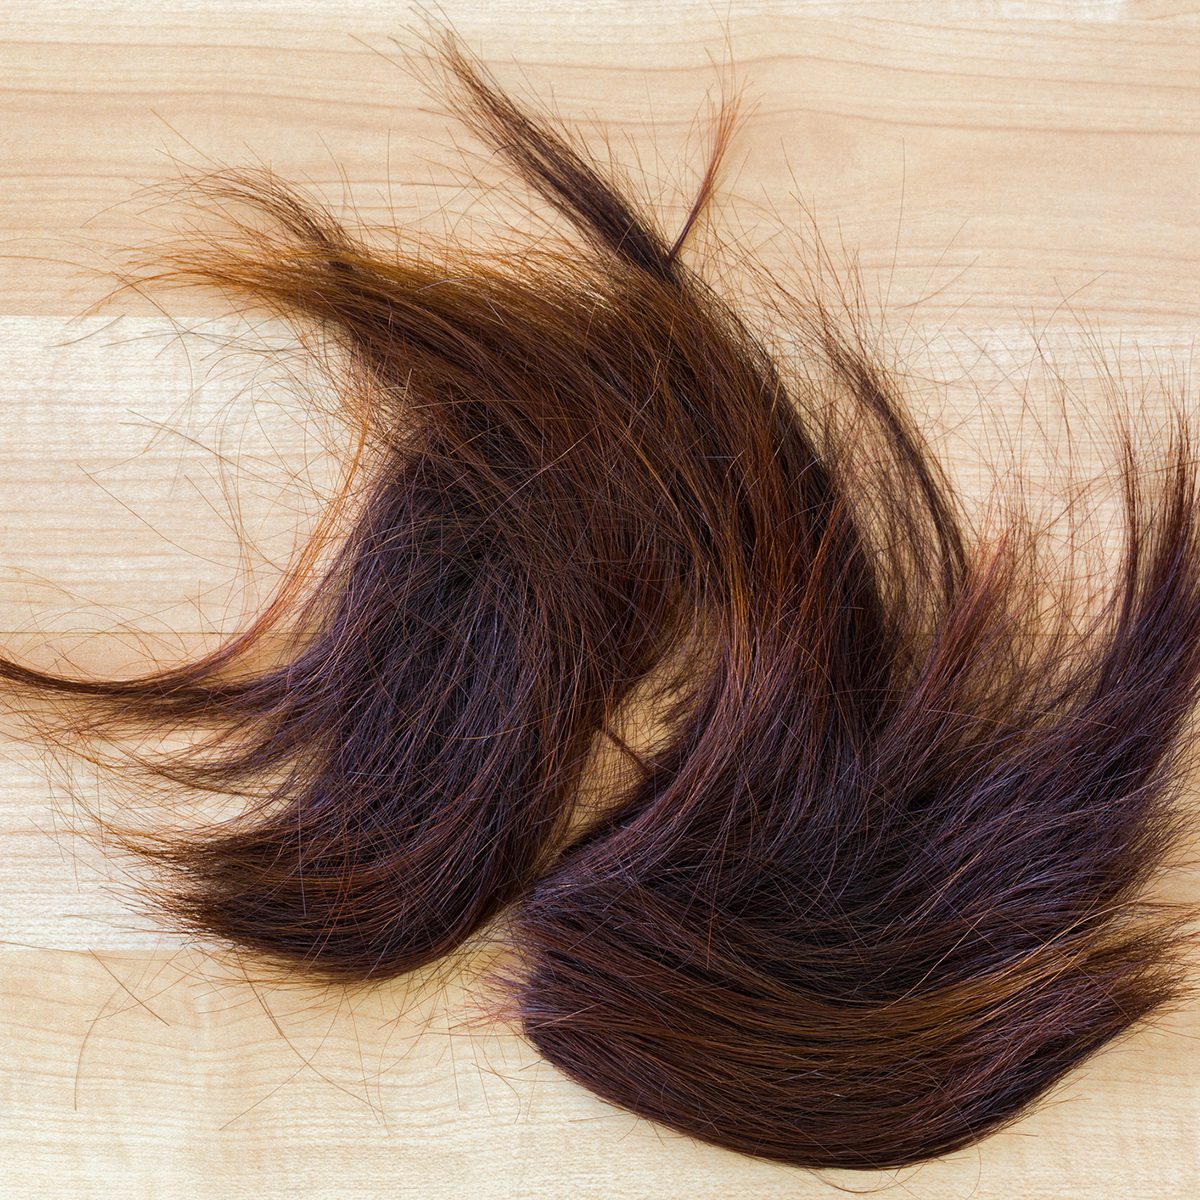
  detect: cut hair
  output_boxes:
[2,36,1197,1169]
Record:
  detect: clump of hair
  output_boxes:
[2,34,1198,1168]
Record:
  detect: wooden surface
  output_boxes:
[2,3,1199,1196]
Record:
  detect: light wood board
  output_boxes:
[2,3,1198,1197]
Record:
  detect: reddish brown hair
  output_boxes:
[3,38,1198,1170]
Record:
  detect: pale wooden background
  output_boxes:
[2,2,1199,1197]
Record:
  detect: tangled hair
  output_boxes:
[4,37,1199,1169]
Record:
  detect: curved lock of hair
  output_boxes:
[0,42,752,978]
[425,48,1200,1169]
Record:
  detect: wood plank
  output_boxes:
[2,3,1198,1195]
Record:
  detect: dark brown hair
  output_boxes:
[3,37,1198,1170]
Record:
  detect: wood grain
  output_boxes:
[2,3,1198,1196]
